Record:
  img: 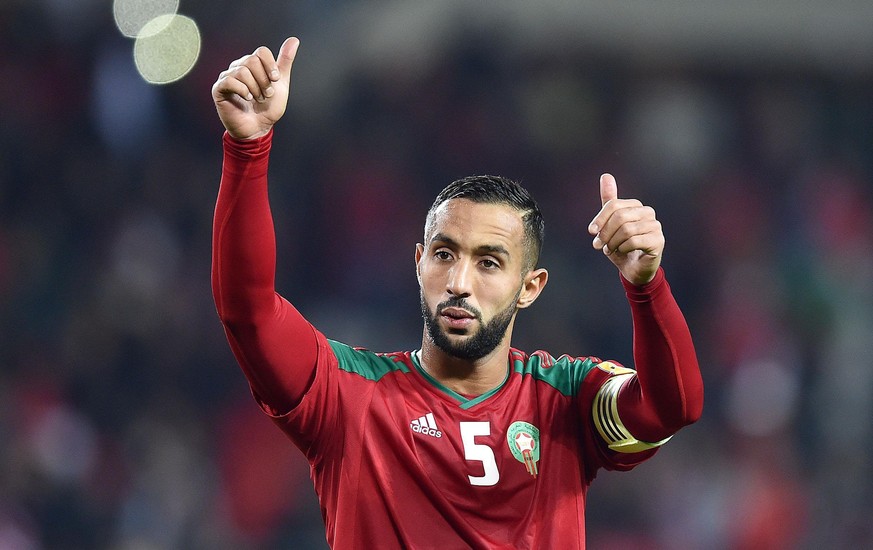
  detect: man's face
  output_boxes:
[420,287,520,361]
[416,199,530,361]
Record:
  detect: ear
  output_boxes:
[516,268,548,309]
[415,243,424,286]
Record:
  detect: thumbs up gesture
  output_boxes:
[212,37,301,140]
[588,174,664,286]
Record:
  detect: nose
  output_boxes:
[446,259,473,297]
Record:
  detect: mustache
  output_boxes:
[435,297,482,320]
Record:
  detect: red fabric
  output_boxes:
[617,269,704,443]
[276,339,597,549]
[212,130,317,414]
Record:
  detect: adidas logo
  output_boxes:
[410,412,442,438]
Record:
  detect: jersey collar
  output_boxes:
[411,350,510,410]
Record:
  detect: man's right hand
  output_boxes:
[212,37,300,140]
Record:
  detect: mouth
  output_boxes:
[439,306,476,331]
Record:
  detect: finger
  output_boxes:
[590,202,649,249]
[601,219,662,256]
[276,37,300,81]
[612,232,664,260]
[213,74,255,102]
[600,173,618,207]
[253,45,279,80]
[243,47,276,101]
[225,65,263,101]
[588,173,620,235]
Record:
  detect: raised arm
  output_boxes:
[211,38,316,414]
[588,174,703,450]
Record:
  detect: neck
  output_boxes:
[418,337,511,397]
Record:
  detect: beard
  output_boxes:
[421,290,519,361]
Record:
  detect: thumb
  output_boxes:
[599,173,618,206]
[276,37,300,80]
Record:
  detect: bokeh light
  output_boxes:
[133,14,201,84]
[113,0,179,38]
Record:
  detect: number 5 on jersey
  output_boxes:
[460,421,499,487]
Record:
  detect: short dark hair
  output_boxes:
[426,175,544,271]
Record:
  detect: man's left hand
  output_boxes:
[588,173,664,286]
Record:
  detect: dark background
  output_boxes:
[2,1,872,548]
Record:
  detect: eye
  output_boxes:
[480,258,499,270]
[434,250,453,261]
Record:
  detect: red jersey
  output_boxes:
[212,131,704,549]
[270,336,654,549]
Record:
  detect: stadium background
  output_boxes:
[2,1,872,548]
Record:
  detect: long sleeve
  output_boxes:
[212,130,317,414]
[616,268,704,442]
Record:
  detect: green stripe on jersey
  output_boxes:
[513,353,599,396]
[410,351,508,410]
[329,340,410,381]
[328,340,600,403]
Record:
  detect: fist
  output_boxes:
[588,173,664,286]
[211,37,300,140]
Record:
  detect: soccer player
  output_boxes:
[211,37,703,549]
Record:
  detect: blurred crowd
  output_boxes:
[2,1,872,549]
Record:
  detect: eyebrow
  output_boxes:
[430,233,511,258]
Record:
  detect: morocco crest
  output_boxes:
[507,421,541,477]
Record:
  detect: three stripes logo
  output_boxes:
[410,412,442,438]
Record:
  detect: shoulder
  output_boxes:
[509,348,613,396]
[327,340,414,382]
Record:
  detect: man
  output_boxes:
[211,37,703,549]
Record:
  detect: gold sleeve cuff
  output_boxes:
[592,371,672,453]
